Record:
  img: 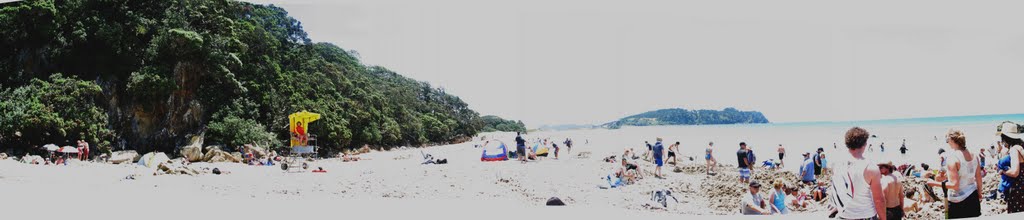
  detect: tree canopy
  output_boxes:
[479,115,526,133]
[0,0,489,155]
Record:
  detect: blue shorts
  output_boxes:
[739,168,751,179]
[655,157,664,167]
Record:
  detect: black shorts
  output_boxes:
[517,145,526,157]
[886,207,904,220]
[667,151,676,158]
[779,153,785,160]
[948,190,981,218]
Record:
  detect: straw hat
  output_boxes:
[997,121,1024,139]
[877,161,897,171]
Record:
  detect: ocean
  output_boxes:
[497,113,1024,174]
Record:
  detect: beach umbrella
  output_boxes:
[59,146,79,153]
[43,144,59,151]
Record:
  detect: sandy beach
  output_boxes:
[2,128,1023,220]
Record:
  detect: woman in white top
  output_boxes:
[927,129,982,219]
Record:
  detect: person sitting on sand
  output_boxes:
[786,186,810,210]
[743,180,772,215]
[768,179,789,214]
[903,189,920,213]
[812,181,828,202]
[621,158,642,181]
[800,152,816,185]
[342,153,361,162]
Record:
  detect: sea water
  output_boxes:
[510,113,1024,174]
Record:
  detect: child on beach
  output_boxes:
[667,141,679,165]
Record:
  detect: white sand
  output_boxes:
[1,128,1023,220]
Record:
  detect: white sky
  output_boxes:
[247,0,1024,127]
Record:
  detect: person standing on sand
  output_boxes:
[652,138,665,178]
[743,180,772,215]
[777,144,786,168]
[926,129,981,219]
[747,143,757,176]
[706,142,717,175]
[832,127,886,220]
[879,161,904,220]
[564,138,573,155]
[997,122,1024,213]
[667,141,680,165]
[737,142,752,183]
[515,132,527,162]
[813,147,824,176]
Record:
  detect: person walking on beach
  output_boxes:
[737,142,752,183]
[879,161,904,220]
[777,144,786,168]
[925,129,981,219]
[833,127,886,220]
[997,122,1024,213]
[800,152,816,185]
[706,142,717,175]
[564,138,573,155]
[743,180,772,215]
[652,138,665,178]
[667,141,680,165]
[515,132,527,162]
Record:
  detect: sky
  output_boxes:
[247,0,1024,127]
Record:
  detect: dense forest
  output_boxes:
[479,115,526,133]
[0,0,490,155]
[603,108,769,129]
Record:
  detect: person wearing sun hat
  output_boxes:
[997,121,1024,213]
[878,161,904,220]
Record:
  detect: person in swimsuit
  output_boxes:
[879,161,904,220]
[777,144,786,168]
[621,158,642,182]
[705,142,717,175]
[667,141,680,165]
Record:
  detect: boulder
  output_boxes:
[204,150,242,163]
[180,135,204,162]
[109,150,140,164]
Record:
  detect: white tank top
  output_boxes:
[947,151,978,203]
[836,158,877,219]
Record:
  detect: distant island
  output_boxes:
[603,108,769,129]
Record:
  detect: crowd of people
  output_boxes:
[737,123,1024,219]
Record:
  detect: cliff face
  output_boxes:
[105,62,206,152]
